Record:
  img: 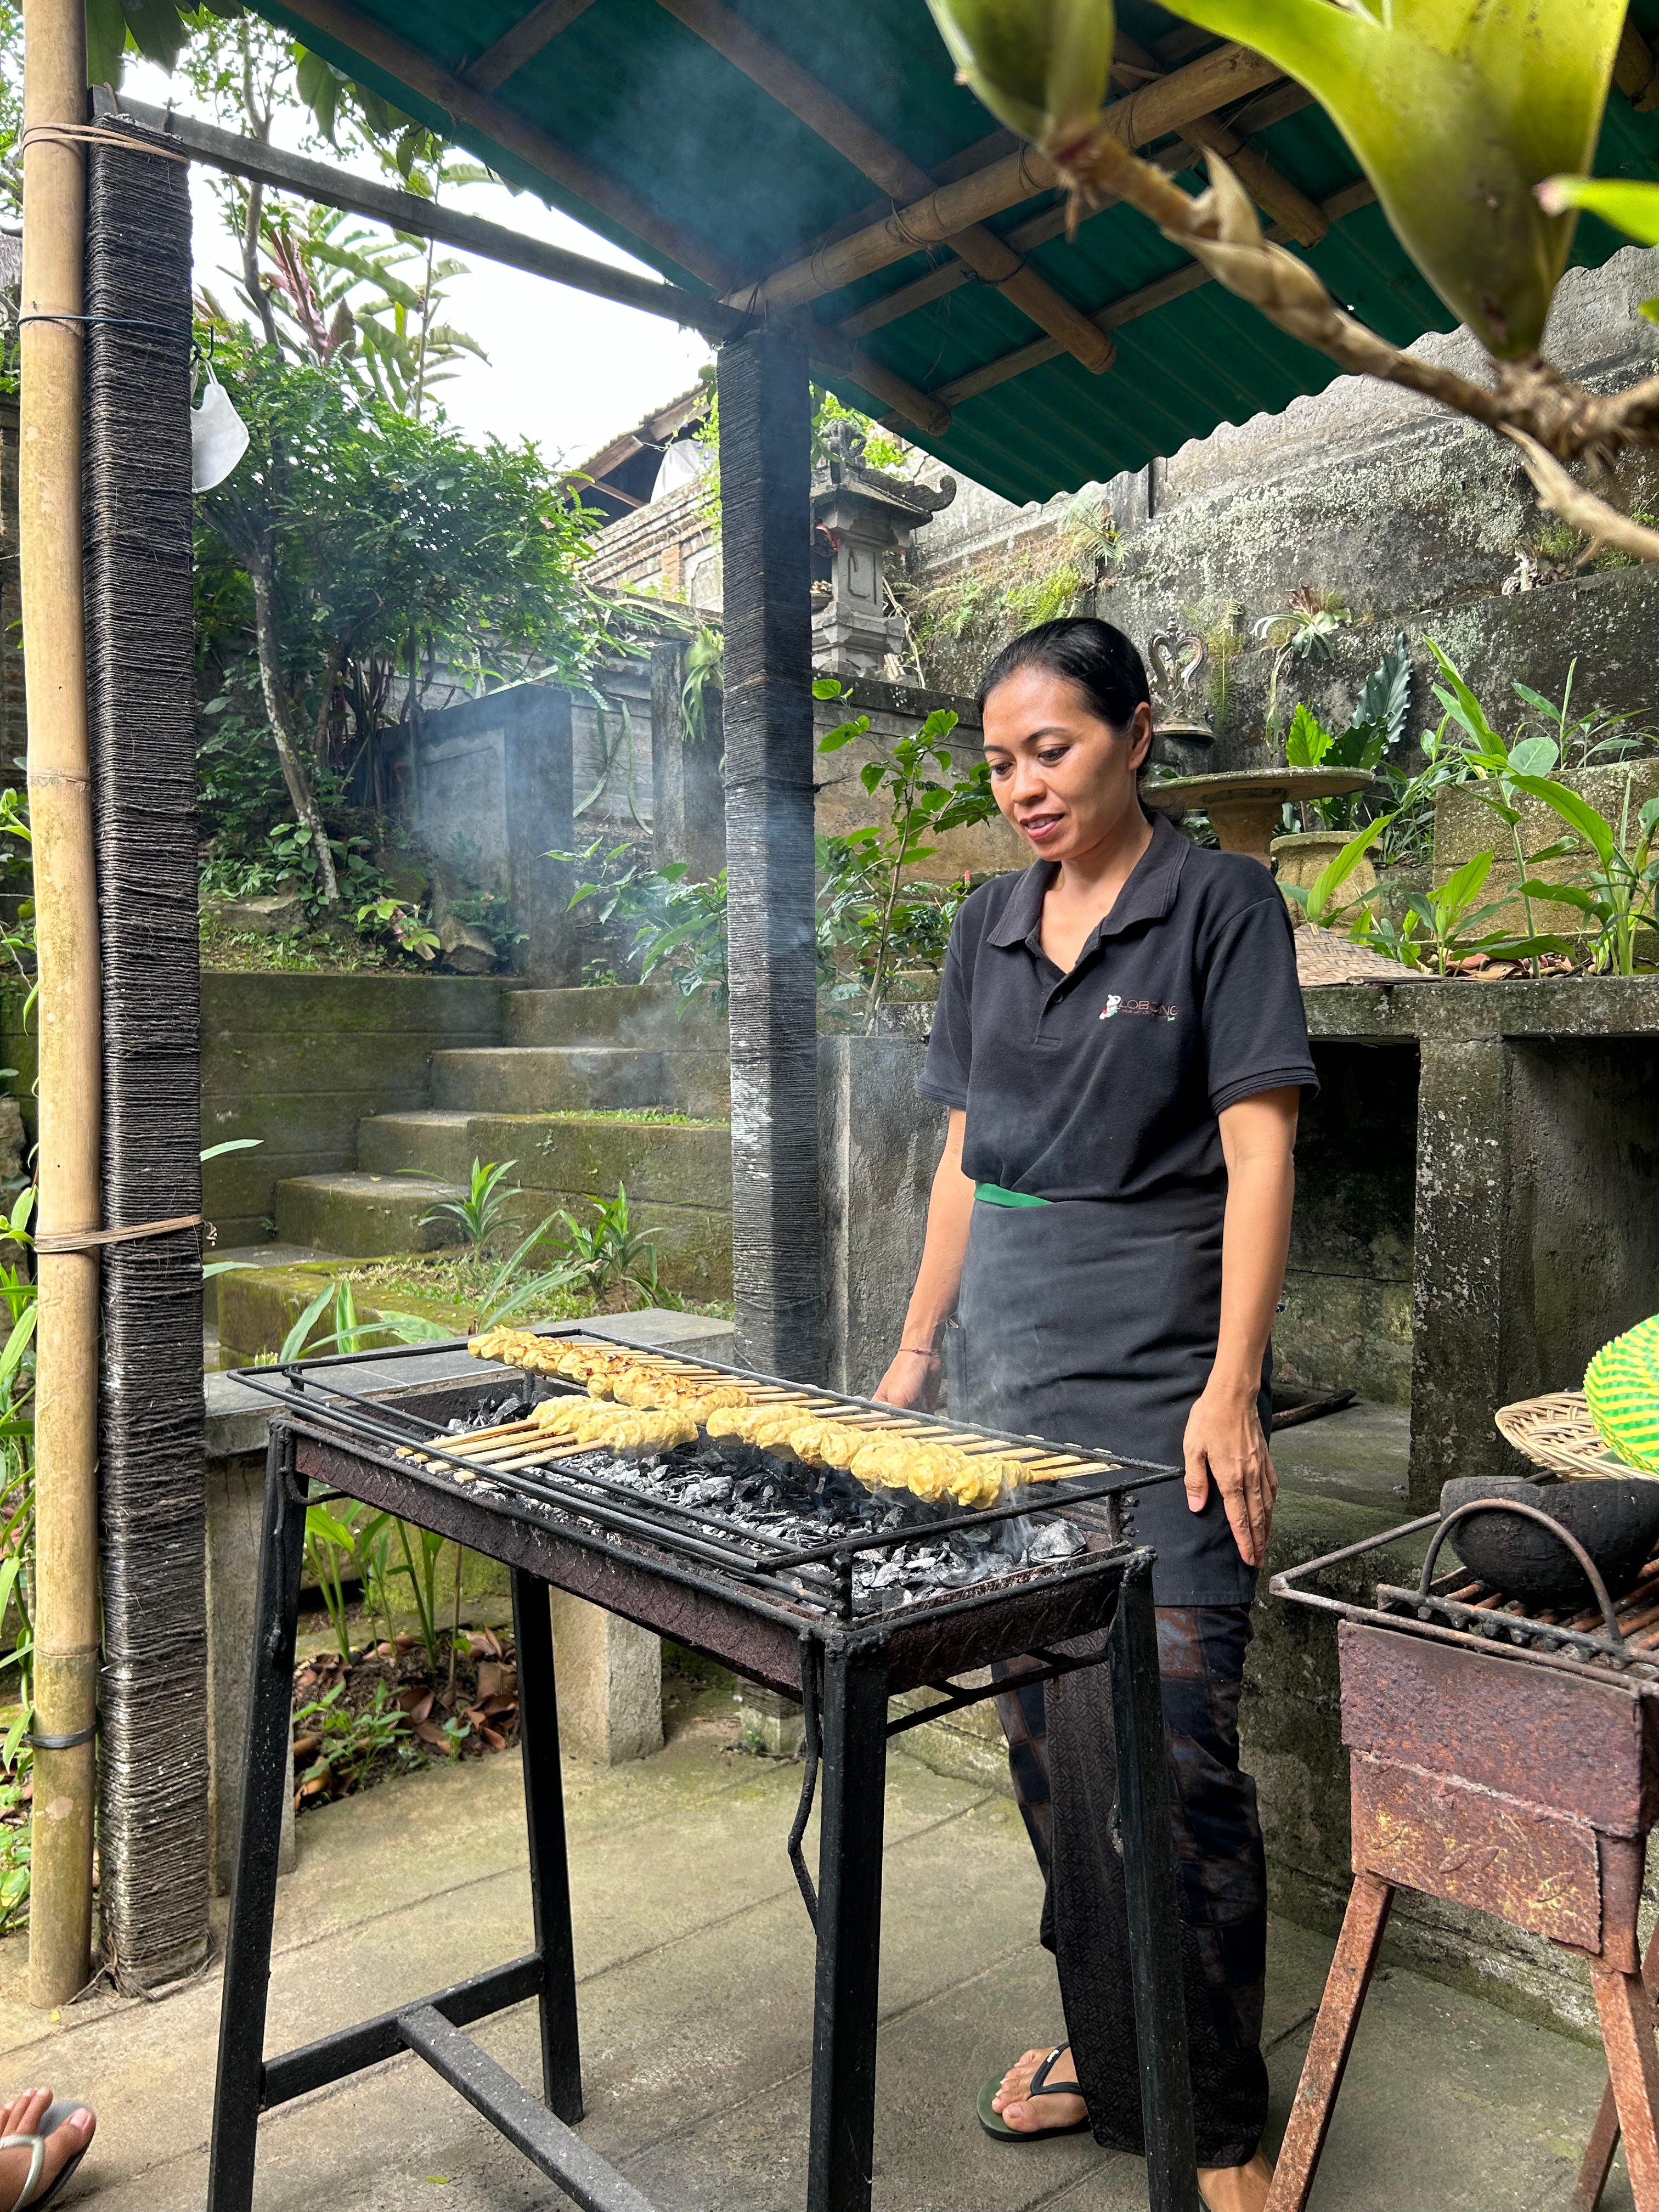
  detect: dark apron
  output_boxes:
[956,1187,1264,1607]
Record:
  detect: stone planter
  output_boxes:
[1271,830,1378,925]
[1434,761,1659,944]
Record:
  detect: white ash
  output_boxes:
[459,1435,1085,1613]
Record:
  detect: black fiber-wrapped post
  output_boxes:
[716,332,821,1379]
[83,122,210,1989]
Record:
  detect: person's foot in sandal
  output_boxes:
[0,2087,95,2210]
[979,2044,1090,2138]
[1197,2147,1274,2212]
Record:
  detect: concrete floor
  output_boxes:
[0,1686,1637,2212]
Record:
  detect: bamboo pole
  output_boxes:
[20,0,100,2007]
[653,0,1114,374]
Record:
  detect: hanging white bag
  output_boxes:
[191,366,250,493]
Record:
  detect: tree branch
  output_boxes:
[1053,132,1659,522]
[1505,430,1659,563]
[249,547,341,903]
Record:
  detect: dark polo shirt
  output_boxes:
[920,811,1317,1198]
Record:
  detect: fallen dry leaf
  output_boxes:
[482,1727,505,1752]
[292,1733,323,1761]
[476,1661,515,1701]
[479,1694,516,1720]
[397,1688,435,1724]
[414,1719,455,1754]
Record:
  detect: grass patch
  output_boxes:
[337,1251,733,1324]
[200,916,397,974]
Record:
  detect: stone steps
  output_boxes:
[273,1170,461,1256]
[505,983,720,1048]
[428,1046,670,1114]
[357,1109,732,1211]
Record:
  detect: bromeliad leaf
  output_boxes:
[1159,0,1623,359]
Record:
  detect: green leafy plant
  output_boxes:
[1254,587,1350,738]
[545,1186,659,1305]
[388,1522,452,1677]
[815,685,997,1030]
[681,627,725,746]
[303,1503,360,1669]
[292,1679,420,1805]
[356,896,439,963]
[420,1160,524,1253]
[555,842,730,1014]
[1282,633,1412,831]
[1511,779,1659,977]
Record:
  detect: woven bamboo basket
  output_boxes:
[1494,1390,1656,1482]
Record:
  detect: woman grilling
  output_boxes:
[875,618,1314,2212]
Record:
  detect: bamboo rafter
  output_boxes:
[652,0,1115,375]
[725,41,1282,317]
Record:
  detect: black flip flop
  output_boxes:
[977,2047,1091,2142]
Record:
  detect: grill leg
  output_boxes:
[1575,1922,1659,2212]
[806,1643,888,2212]
[207,1427,308,2212]
[1590,1960,1659,2212]
[1109,1558,1201,2212]
[512,1568,583,2123]
[1263,1870,1393,2212]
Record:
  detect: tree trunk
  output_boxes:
[248,550,339,902]
[716,330,820,1380]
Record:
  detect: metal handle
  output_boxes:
[1418,1497,1624,1644]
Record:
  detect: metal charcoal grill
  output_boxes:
[1263,1511,1659,2212]
[208,1327,1209,2212]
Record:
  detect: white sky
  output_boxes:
[122,60,714,471]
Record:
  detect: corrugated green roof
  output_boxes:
[258,0,1659,504]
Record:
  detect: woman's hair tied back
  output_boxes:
[976,616,1149,734]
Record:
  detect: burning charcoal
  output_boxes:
[1028,1521,1085,1561]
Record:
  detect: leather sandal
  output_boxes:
[0,2100,92,2211]
[976,2046,1091,2141]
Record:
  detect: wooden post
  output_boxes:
[20,0,101,2007]
[716,331,821,1380]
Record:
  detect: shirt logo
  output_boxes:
[1100,995,1178,1023]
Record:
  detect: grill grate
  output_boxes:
[230,1325,1186,1623]
[1275,1509,1659,1681]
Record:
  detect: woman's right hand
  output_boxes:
[874,1345,942,1410]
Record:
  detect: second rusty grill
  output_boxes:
[1269,1509,1659,2212]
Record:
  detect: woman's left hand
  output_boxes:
[1182,1380,1277,1568]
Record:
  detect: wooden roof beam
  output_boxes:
[894,177,1375,417]
[1111,33,1326,246]
[727,41,1282,316]
[1616,15,1659,109]
[461,0,599,95]
[839,82,1316,341]
[257,0,951,433]
[652,0,1114,374]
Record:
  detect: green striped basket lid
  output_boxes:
[1585,1314,1659,1475]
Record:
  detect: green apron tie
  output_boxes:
[973,1182,1052,1208]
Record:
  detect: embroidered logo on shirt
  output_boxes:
[1099,995,1177,1023]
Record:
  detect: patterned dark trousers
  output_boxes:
[993,1605,1268,2169]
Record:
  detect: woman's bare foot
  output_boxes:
[0,2088,95,2211]
[1197,2147,1273,2212]
[989,2045,1088,2134]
